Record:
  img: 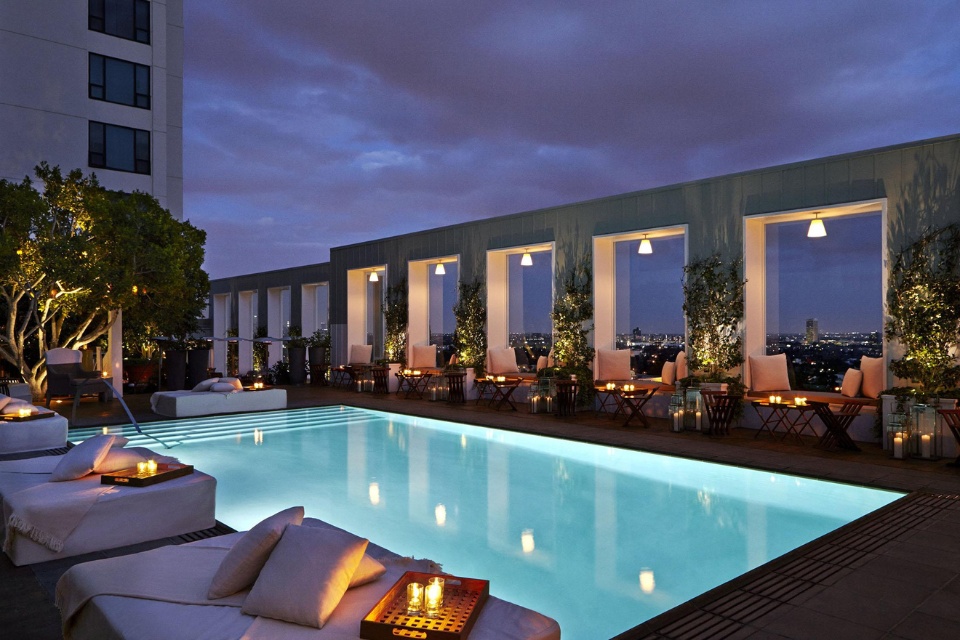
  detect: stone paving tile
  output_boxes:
[762,607,885,640]
[916,590,960,624]
[888,612,960,640]
[857,554,957,590]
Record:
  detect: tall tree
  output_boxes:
[0,163,208,397]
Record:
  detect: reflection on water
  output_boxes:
[146,408,899,640]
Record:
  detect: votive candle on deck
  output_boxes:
[406,582,424,615]
[921,434,931,458]
[893,435,904,459]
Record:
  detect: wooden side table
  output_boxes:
[555,380,579,416]
[446,371,466,403]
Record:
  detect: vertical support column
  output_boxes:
[106,309,123,398]
[408,261,429,347]
[238,291,255,374]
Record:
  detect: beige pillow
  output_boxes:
[207,506,305,599]
[409,344,437,369]
[489,347,519,374]
[860,356,884,399]
[300,520,386,587]
[2,399,34,415]
[675,351,688,380]
[50,434,116,481]
[219,377,243,391]
[192,377,220,392]
[0,394,11,411]
[242,524,368,628]
[597,349,631,381]
[661,361,676,385]
[209,382,239,393]
[749,353,791,392]
[536,355,548,371]
[348,344,373,365]
[840,368,863,398]
[94,447,148,474]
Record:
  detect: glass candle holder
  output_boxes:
[146,459,158,474]
[406,582,424,615]
[137,461,148,474]
[424,578,443,617]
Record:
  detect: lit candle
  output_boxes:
[18,408,31,418]
[775,395,782,404]
[146,459,158,474]
[672,410,682,432]
[921,434,931,458]
[695,410,702,431]
[893,435,904,459]
[769,395,776,404]
[424,581,442,617]
[137,461,147,474]
[101,370,110,378]
[428,576,445,607]
[406,582,424,615]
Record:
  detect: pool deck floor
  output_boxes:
[3,385,960,639]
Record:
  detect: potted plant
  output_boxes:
[453,279,486,399]
[162,336,189,391]
[551,259,595,406]
[286,325,307,385]
[682,253,746,385]
[305,329,330,385]
[383,280,408,392]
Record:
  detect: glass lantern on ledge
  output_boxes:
[669,390,684,432]
[886,410,908,460]
[684,387,703,431]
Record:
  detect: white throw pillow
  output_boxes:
[111,436,130,448]
[597,349,631,381]
[860,356,884,399]
[410,344,437,369]
[840,368,863,398]
[0,394,10,411]
[749,353,791,392]
[348,344,373,365]
[489,347,519,374]
[675,351,688,381]
[661,361,676,385]
[192,377,220,392]
[50,434,116,481]
[300,520,386,588]
[209,382,239,393]
[242,524,368,629]
[207,506,305,599]
[94,447,147,474]
[2,399,33,415]
[219,377,243,391]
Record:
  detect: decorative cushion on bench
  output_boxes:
[860,356,884,399]
[841,368,863,398]
[489,347,519,374]
[749,353,790,392]
[596,349,631,381]
[409,344,438,370]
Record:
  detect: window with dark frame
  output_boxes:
[89,53,150,109]
[89,121,151,175]
[89,0,150,44]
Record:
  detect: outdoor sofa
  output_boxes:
[0,434,215,566]
[57,510,561,640]
[150,377,287,418]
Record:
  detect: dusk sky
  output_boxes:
[183,1,960,280]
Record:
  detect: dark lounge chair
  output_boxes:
[811,401,862,451]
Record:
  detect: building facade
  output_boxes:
[0,0,183,218]
[209,134,960,390]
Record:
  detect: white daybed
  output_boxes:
[0,439,216,566]
[150,377,287,418]
[58,517,561,640]
[0,409,68,454]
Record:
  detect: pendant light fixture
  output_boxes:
[369,271,379,282]
[638,234,653,255]
[807,213,826,238]
[435,262,446,275]
[520,250,533,266]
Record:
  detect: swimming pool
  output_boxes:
[76,406,901,639]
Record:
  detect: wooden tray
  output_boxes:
[360,571,489,640]
[1,412,54,422]
[101,463,194,487]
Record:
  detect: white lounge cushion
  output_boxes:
[409,344,437,369]
[242,524,368,628]
[348,344,373,365]
[860,356,884,399]
[192,378,220,392]
[489,347,519,374]
[675,351,688,380]
[749,353,791,392]
[597,349,632,381]
[840,368,863,398]
[50,435,116,482]
[207,506,305,599]
[208,382,238,393]
[661,361,676,385]
[93,447,147,474]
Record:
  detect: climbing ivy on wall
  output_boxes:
[682,253,745,380]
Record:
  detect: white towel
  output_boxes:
[4,478,111,553]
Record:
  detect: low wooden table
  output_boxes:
[751,401,817,444]
[396,371,433,399]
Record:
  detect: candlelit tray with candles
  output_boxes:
[1,411,56,422]
[360,571,489,640]
[101,463,194,487]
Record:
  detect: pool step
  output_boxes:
[70,406,385,447]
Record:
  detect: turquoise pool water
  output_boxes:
[76,406,901,639]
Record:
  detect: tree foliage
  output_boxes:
[453,279,486,375]
[551,258,595,404]
[0,163,209,397]
[383,279,408,363]
[885,224,960,395]
[682,253,745,380]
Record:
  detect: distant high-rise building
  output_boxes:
[0,1,183,218]
[806,318,819,344]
